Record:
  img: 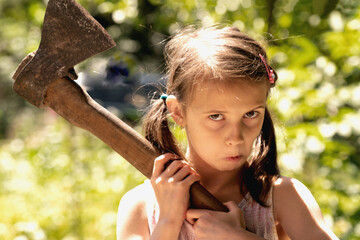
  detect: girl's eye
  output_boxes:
[209,114,224,121]
[244,111,258,119]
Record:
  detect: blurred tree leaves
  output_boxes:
[0,0,359,239]
[0,111,146,239]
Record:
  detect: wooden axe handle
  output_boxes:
[44,77,228,212]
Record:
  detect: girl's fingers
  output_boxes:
[186,209,209,224]
[168,163,198,182]
[151,153,199,201]
[152,153,178,178]
[218,201,246,229]
[154,154,196,180]
[162,160,184,177]
[223,201,246,228]
[182,171,200,185]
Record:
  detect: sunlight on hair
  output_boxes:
[192,39,214,63]
[188,33,225,69]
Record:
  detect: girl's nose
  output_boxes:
[225,125,244,146]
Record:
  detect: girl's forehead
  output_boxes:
[187,80,268,110]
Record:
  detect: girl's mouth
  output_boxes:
[226,155,242,162]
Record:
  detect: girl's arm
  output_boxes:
[274,176,339,240]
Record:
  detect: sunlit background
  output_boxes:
[0,0,359,239]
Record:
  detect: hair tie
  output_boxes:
[160,94,168,109]
[259,54,275,85]
[160,94,168,100]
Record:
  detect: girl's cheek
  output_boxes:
[243,116,264,129]
[206,120,224,131]
[242,121,264,141]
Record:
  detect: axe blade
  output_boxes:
[13,0,116,107]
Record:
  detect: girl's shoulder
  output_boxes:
[273,176,311,198]
[273,176,322,207]
[272,176,319,218]
[272,176,337,239]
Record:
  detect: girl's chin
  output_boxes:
[213,159,245,172]
[190,154,246,172]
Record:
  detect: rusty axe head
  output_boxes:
[12,0,116,107]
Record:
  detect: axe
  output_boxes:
[12,0,228,212]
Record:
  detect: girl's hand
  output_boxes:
[186,201,246,240]
[150,153,200,229]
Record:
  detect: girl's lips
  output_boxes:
[226,155,242,162]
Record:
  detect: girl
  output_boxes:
[116,26,338,240]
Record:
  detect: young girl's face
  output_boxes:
[182,79,268,173]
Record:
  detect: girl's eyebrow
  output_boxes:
[201,109,226,114]
[245,105,266,113]
[204,112,225,115]
[251,105,266,110]
[202,105,266,114]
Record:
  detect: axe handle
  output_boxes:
[44,77,228,212]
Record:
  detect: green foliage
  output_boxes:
[0,0,359,239]
[0,111,146,239]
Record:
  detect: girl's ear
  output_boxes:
[166,95,185,127]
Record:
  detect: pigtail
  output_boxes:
[142,96,184,159]
[244,107,280,207]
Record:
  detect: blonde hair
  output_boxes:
[143,26,279,206]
